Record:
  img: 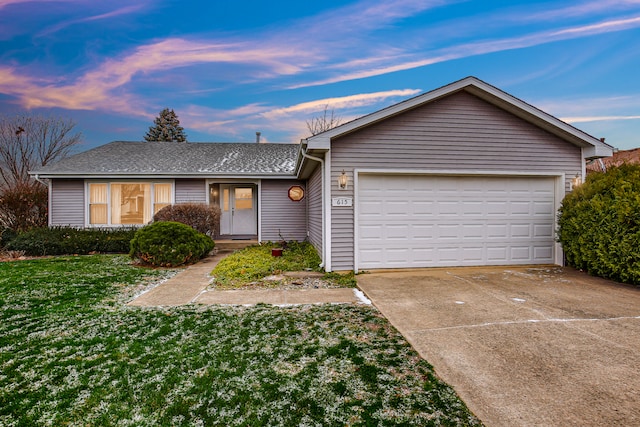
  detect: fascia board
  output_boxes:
[31,173,298,180]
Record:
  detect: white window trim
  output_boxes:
[85,180,175,227]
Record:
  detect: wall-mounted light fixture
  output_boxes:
[338,170,348,190]
[571,174,582,190]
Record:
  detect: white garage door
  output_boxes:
[357,175,557,269]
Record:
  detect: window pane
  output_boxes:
[89,205,107,224]
[223,188,229,211]
[155,183,172,204]
[89,184,108,224]
[234,187,252,210]
[112,183,150,225]
[89,184,107,203]
[154,203,170,214]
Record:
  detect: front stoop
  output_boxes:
[214,239,258,253]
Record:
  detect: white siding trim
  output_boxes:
[581,148,587,184]
[353,171,360,273]
[257,179,262,242]
[555,174,566,266]
[48,180,53,227]
[353,169,565,272]
[325,153,332,272]
[355,168,565,177]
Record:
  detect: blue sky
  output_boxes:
[1,0,639,152]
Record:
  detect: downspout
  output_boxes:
[33,174,52,227]
[300,147,326,269]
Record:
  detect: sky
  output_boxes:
[1,0,640,153]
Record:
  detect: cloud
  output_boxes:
[0,37,311,115]
[182,89,423,142]
[294,14,640,88]
[0,0,75,8]
[563,115,640,123]
[522,0,640,21]
[261,89,422,119]
[37,4,147,36]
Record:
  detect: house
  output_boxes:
[586,147,640,173]
[31,77,613,272]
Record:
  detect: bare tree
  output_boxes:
[0,114,82,188]
[0,114,81,231]
[306,105,343,135]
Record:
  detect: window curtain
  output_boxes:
[89,184,107,224]
[143,184,152,223]
[111,184,122,225]
[154,183,172,214]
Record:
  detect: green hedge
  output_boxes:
[557,164,640,285]
[130,221,214,267]
[6,226,137,256]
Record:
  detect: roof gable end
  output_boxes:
[305,76,612,159]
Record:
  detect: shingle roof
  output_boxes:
[32,141,300,177]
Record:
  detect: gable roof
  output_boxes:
[32,141,300,179]
[304,76,613,159]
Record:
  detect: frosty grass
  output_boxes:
[0,255,482,426]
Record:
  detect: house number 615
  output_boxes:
[332,197,353,207]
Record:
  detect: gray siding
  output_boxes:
[330,91,583,270]
[306,164,323,256]
[50,179,85,227]
[261,179,307,242]
[175,179,207,204]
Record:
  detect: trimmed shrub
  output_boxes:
[0,227,18,248]
[153,203,221,236]
[557,164,640,285]
[130,221,214,267]
[6,226,137,256]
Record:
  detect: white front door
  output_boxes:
[220,185,257,236]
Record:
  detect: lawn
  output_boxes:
[0,255,482,426]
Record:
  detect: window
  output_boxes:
[154,183,172,214]
[234,187,253,210]
[88,182,172,226]
[89,184,108,225]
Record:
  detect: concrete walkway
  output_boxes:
[128,253,362,307]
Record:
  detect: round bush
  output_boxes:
[557,164,640,284]
[130,221,215,267]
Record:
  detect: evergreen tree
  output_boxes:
[144,108,187,142]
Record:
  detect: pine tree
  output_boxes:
[144,108,187,142]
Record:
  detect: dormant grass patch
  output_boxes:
[0,255,482,426]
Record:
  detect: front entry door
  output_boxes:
[220,185,257,236]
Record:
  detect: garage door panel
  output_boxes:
[358,175,556,269]
[534,224,553,238]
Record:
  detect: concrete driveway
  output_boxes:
[357,266,640,427]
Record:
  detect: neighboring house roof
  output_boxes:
[32,141,300,178]
[587,147,640,173]
[303,76,613,159]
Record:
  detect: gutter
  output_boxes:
[300,145,326,269]
[33,174,47,186]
